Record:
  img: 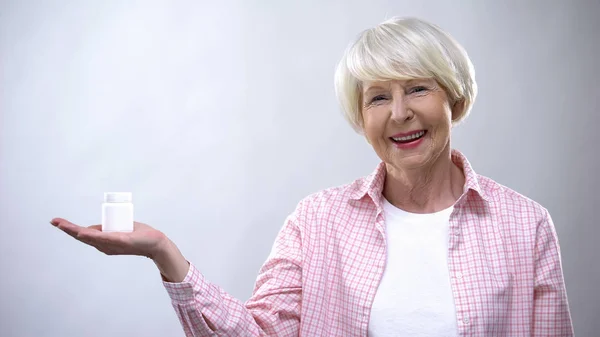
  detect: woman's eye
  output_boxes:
[370,95,388,103]
[409,86,428,94]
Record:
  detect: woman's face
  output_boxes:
[361,78,460,171]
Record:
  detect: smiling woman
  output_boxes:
[359,77,465,213]
[51,16,574,336]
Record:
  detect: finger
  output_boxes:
[53,219,85,239]
[53,219,106,247]
[50,219,126,255]
[133,222,146,229]
[51,218,72,228]
[50,217,72,228]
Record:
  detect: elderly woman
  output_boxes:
[51,17,573,336]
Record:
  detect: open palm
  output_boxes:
[51,218,167,259]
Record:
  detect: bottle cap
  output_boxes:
[104,192,132,203]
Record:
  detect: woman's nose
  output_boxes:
[390,97,413,122]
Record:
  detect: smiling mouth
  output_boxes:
[390,130,427,143]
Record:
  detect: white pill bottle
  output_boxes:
[102,192,134,232]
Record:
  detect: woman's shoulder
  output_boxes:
[476,173,551,221]
[453,149,550,222]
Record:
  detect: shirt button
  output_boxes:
[463,316,470,325]
[456,272,463,279]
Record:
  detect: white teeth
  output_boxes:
[392,130,425,142]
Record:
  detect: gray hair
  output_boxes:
[334,17,478,133]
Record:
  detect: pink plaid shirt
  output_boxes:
[163,149,573,336]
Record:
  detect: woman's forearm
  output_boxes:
[152,237,190,283]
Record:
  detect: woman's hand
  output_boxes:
[50,218,167,259]
[50,218,190,282]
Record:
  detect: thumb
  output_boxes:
[87,225,102,231]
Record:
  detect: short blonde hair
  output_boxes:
[334,17,477,133]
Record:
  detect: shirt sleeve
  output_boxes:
[162,215,303,336]
[532,211,574,336]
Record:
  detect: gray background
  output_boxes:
[1,0,598,336]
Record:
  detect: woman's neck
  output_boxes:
[383,147,465,214]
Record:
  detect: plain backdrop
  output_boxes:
[1,0,598,336]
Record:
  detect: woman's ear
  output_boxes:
[451,99,466,122]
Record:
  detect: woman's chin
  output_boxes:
[387,145,441,170]
[387,154,429,170]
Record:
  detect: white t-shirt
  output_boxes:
[368,198,458,337]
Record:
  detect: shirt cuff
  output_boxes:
[162,262,209,304]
